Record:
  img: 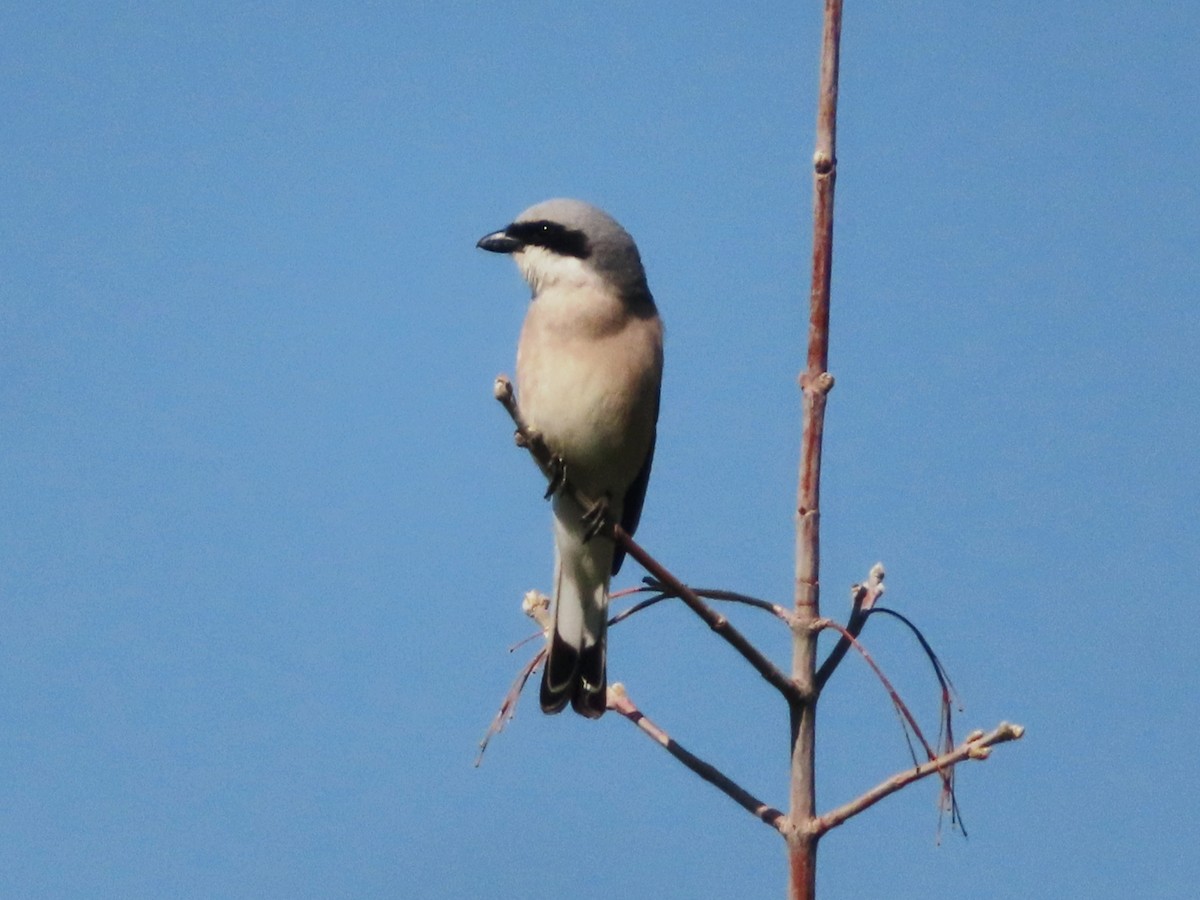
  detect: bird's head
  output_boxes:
[477,198,649,299]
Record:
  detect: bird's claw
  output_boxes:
[543,455,567,499]
[581,496,611,542]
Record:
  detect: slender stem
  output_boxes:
[616,527,801,701]
[814,723,1025,835]
[609,686,787,833]
[790,2,844,898]
[641,580,795,624]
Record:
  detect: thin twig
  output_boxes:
[488,583,783,754]
[815,562,885,690]
[475,647,545,766]
[813,617,952,800]
[507,585,654,651]
[814,722,1025,836]
[867,606,960,707]
[494,376,801,703]
[606,592,670,627]
[615,526,801,702]
[641,578,795,624]
[865,605,965,831]
[608,684,787,834]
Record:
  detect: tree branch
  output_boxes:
[608,684,787,834]
[815,562,885,690]
[614,530,801,700]
[814,722,1025,836]
[790,2,844,897]
[494,375,802,704]
[476,645,545,766]
[641,579,795,625]
[813,617,954,799]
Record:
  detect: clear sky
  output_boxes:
[3,2,1197,898]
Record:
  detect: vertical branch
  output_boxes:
[789,2,843,899]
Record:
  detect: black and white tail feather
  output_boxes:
[538,437,654,719]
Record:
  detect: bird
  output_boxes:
[477,199,663,718]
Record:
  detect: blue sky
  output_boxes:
[3,2,1197,897]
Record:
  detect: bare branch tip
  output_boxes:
[522,590,551,632]
[849,563,885,605]
[493,375,513,402]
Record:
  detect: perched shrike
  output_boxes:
[477,199,663,718]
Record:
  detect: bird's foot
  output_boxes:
[543,454,567,500]
[581,495,612,542]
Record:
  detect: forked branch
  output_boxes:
[814,722,1025,836]
[815,563,885,689]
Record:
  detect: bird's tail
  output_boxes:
[540,621,606,718]
[540,509,610,718]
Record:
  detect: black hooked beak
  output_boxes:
[476,228,523,254]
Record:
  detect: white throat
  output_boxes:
[516,247,606,296]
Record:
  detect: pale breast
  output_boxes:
[516,288,662,499]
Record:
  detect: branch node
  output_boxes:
[798,371,835,394]
[813,150,836,175]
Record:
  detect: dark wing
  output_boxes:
[611,424,656,576]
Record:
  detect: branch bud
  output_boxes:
[522,591,551,632]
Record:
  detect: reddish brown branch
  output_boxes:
[476,646,545,766]
[608,685,787,833]
[607,583,794,634]
[606,585,781,629]
[640,580,795,625]
[815,563,885,690]
[614,527,800,701]
[494,376,801,704]
[790,3,845,898]
[814,722,1025,836]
